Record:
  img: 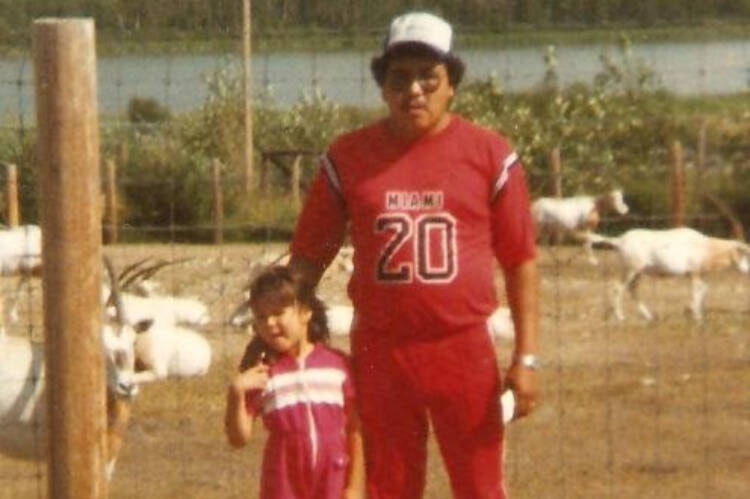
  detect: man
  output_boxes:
[288,11,539,499]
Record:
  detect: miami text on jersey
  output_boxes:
[385,191,444,211]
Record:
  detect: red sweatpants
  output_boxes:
[351,325,506,499]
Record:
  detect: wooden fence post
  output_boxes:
[694,120,707,207]
[259,151,269,194]
[5,163,19,227]
[669,140,685,228]
[696,119,707,178]
[291,154,302,211]
[103,158,118,244]
[33,18,107,498]
[242,0,254,192]
[211,158,224,244]
[549,147,563,245]
[550,147,562,198]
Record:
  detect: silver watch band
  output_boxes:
[514,353,540,370]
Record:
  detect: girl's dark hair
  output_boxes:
[238,265,330,370]
[370,43,466,88]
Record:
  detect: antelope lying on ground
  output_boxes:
[110,257,211,327]
[106,289,211,328]
[229,248,355,334]
[0,225,42,337]
[229,293,513,342]
[0,257,139,479]
[100,258,212,381]
[228,294,355,337]
[588,227,750,321]
[104,293,212,381]
[126,318,212,382]
[532,189,629,264]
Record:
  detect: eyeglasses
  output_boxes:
[383,67,442,93]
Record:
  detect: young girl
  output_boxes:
[224,265,364,499]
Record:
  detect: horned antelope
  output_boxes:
[0,256,140,479]
[101,257,212,381]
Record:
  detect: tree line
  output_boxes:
[2,0,750,49]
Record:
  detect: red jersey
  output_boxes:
[290,115,536,338]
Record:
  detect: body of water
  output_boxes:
[1,39,749,122]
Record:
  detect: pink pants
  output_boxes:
[260,431,348,499]
[352,325,506,499]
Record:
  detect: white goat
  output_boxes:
[0,260,140,479]
[532,189,629,264]
[588,227,750,321]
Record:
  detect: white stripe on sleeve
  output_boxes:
[491,151,519,202]
[321,154,343,197]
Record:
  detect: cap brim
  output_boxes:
[381,41,448,60]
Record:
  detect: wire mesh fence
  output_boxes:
[1,14,749,499]
[1,231,748,499]
[3,38,750,123]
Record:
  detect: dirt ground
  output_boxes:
[1,243,748,499]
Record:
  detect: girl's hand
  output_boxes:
[231,363,270,392]
[225,361,268,448]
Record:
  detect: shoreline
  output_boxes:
[1,23,749,58]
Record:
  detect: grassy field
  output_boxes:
[1,242,748,498]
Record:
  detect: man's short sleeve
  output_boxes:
[491,160,537,270]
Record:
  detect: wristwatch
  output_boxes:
[514,354,540,371]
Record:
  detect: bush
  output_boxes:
[3,45,749,241]
[127,97,171,124]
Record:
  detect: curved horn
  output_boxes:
[119,257,193,292]
[117,257,154,285]
[103,254,128,326]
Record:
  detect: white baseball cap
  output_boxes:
[383,12,453,56]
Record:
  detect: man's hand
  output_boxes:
[504,360,538,419]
